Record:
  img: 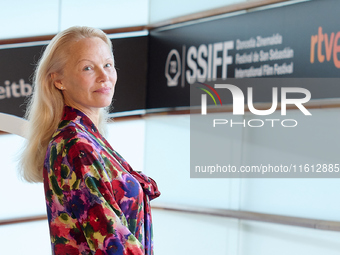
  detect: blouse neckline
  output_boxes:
[61,105,100,136]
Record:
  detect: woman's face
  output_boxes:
[55,37,117,116]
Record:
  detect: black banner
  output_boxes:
[0,35,148,118]
[0,44,41,117]
[147,0,340,109]
[112,35,148,113]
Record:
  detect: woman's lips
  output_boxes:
[94,87,111,94]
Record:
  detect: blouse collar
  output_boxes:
[61,105,99,136]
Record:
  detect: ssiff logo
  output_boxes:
[165,49,181,87]
[165,40,234,87]
[197,83,312,128]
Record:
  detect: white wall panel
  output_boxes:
[239,221,340,255]
[0,134,45,219]
[0,0,59,39]
[144,109,340,254]
[152,209,237,255]
[240,108,340,222]
[143,114,237,208]
[240,178,340,221]
[60,0,149,30]
[152,210,340,255]
[149,0,245,24]
[0,220,51,254]
[106,119,146,172]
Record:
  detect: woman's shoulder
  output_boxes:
[49,120,94,147]
[45,120,103,166]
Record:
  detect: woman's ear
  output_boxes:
[50,73,64,90]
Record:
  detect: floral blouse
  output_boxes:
[43,106,160,255]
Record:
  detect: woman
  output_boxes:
[20,26,160,255]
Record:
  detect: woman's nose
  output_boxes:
[97,68,109,83]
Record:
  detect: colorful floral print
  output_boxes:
[43,106,160,255]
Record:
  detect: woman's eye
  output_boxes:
[105,63,112,68]
[83,66,92,71]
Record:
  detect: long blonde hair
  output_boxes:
[20,26,113,183]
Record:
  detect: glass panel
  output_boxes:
[0,220,51,254]
[149,0,245,24]
[0,0,59,39]
[0,134,46,219]
[61,0,149,30]
[106,120,146,171]
[240,220,340,255]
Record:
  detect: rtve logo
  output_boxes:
[310,27,340,68]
